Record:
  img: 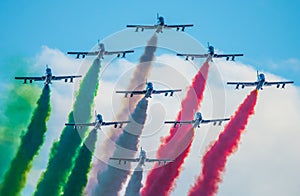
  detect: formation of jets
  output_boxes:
[110,147,174,166]
[15,65,81,85]
[65,112,130,130]
[15,14,295,167]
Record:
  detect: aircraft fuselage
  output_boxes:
[45,67,52,85]
[95,114,103,129]
[139,150,147,166]
[193,112,203,128]
[256,73,266,90]
[145,82,154,98]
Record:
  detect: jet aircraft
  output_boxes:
[177,43,243,61]
[227,71,294,90]
[15,65,81,85]
[67,41,134,59]
[65,112,130,130]
[110,147,174,166]
[116,81,182,98]
[165,112,230,128]
[126,14,193,33]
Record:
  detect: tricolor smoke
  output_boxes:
[125,164,143,196]
[87,34,157,194]
[0,85,51,195]
[141,61,210,196]
[34,58,101,196]
[93,98,148,195]
[62,128,98,196]
[188,90,258,196]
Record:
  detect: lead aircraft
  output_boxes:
[227,71,294,90]
[126,14,193,33]
[110,147,174,166]
[15,65,81,85]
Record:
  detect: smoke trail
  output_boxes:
[62,128,97,196]
[188,90,258,196]
[34,58,101,196]
[0,85,51,196]
[141,61,210,196]
[93,98,148,195]
[125,164,143,196]
[0,57,40,180]
[87,34,157,193]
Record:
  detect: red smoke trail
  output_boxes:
[141,61,210,196]
[188,89,258,196]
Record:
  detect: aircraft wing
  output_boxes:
[115,90,147,97]
[109,157,139,163]
[15,76,45,82]
[201,118,230,126]
[177,53,208,60]
[165,24,194,31]
[65,122,96,127]
[152,89,182,95]
[165,120,195,127]
[67,51,99,59]
[214,54,244,61]
[227,81,258,89]
[104,50,134,57]
[264,81,294,88]
[52,75,82,81]
[146,158,174,164]
[126,25,157,30]
[102,121,131,128]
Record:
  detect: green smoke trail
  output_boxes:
[0,85,51,196]
[62,128,97,196]
[34,58,101,196]
[0,57,40,180]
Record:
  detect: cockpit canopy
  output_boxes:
[45,67,52,76]
[258,73,265,81]
[96,114,103,122]
[140,150,146,158]
[195,112,202,120]
[146,82,153,89]
[99,43,105,50]
[208,46,215,55]
[158,16,165,25]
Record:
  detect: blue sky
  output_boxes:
[0,0,299,84]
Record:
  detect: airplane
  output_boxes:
[165,112,230,128]
[109,147,174,166]
[15,65,81,85]
[227,71,294,90]
[126,14,193,33]
[65,111,130,130]
[177,43,244,61]
[115,81,182,98]
[67,41,134,59]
